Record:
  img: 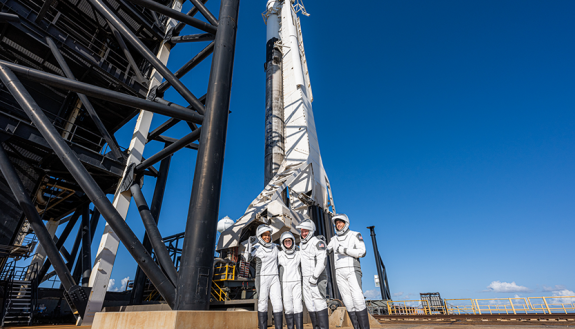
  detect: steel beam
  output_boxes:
[147,118,180,142]
[108,24,147,85]
[0,65,176,310]
[135,128,201,172]
[45,37,125,160]
[0,144,86,314]
[170,33,215,44]
[153,135,199,150]
[189,0,218,26]
[130,148,171,305]
[127,0,217,33]
[0,60,204,124]
[0,12,20,22]
[87,0,206,113]
[174,0,208,35]
[176,0,239,310]
[130,184,177,285]
[37,209,82,283]
[157,42,214,95]
[80,205,92,287]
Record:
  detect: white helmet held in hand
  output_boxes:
[296,219,315,243]
[256,224,273,247]
[280,231,296,254]
[332,213,350,236]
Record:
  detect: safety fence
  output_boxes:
[386,296,575,315]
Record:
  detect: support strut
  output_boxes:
[0,64,177,307]
[176,0,239,310]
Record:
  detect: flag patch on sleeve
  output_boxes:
[357,233,364,241]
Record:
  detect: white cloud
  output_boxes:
[108,279,118,292]
[550,289,575,304]
[108,276,130,292]
[120,277,130,291]
[543,285,566,292]
[393,292,404,297]
[363,289,381,299]
[486,281,531,293]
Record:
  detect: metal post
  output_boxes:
[87,0,206,113]
[45,36,124,160]
[0,60,203,124]
[0,144,85,313]
[176,0,239,310]
[135,128,201,172]
[130,184,177,284]
[37,209,82,282]
[0,65,176,307]
[130,148,172,304]
[80,205,92,287]
[367,226,392,302]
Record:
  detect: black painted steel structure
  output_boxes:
[0,0,240,321]
[367,226,392,302]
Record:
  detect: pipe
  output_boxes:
[175,0,239,311]
[130,149,171,305]
[0,12,20,22]
[0,65,177,307]
[189,0,218,26]
[37,209,82,282]
[170,33,215,44]
[157,42,214,95]
[108,25,147,85]
[0,60,203,124]
[135,128,201,172]
[130,184,178,285]
[127,0,217,33]
[45,37,125,160]
[80,205,92,287]
[174,0,208,35]
[147,118,180,142]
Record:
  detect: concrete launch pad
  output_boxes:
[90,310,257,329]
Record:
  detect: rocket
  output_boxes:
[217,0,335,256]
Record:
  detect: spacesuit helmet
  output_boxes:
[256,224,273,248]
[295,219,315,243]
[280,231,296,254]
[332,213,350,236]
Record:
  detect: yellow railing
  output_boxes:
[213,264,235,281]
[211,281,229,302]
[387,296,575,315]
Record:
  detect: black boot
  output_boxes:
[285,313,294,329]
[356,308,371,329]
[309,311,318,329]
[258,312,268,329]
[317,308,329,329]
[273,312,284,329]
[294,312,304,329]
[348,311,360,329]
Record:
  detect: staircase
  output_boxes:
[1,262,38,327]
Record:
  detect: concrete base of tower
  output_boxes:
[91,310,257,329]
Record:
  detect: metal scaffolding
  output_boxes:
[0,0,239,324]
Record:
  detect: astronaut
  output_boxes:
[327,214,369,329]
[296,219,329,329]
[242,224,283,329]
[278,231,303,329]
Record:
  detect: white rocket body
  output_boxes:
[217,0,334,251]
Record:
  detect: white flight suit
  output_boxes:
[300,236,328,312]
[278,249,302,314]
[244,242,283,313]
[328,230,367,312]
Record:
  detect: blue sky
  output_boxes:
[48,0,575,300]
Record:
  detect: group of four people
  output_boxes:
[242,214,371,329]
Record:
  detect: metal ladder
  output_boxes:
[1,263,37,327]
